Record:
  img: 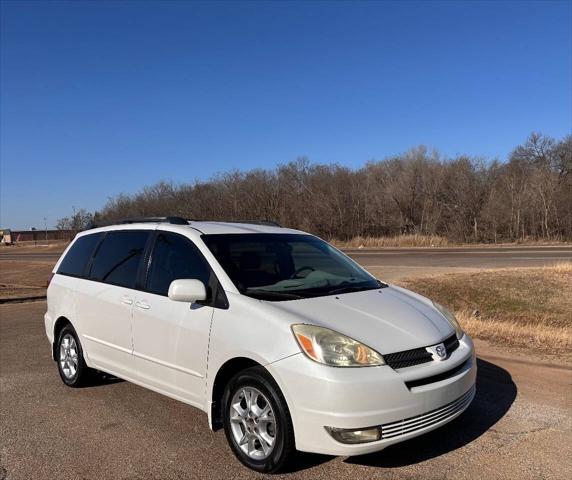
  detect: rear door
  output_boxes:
[132,231,215,408]
[49,232,104,343]
[76,230,150,379]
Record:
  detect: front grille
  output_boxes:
[380,386,475,439]
[384,333,459,370]
[384,347,433,369]
[444,334,460,354]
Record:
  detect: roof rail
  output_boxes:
[86,216,188,230]
[85,217,282,230]
[119,216,189,225]
[207,220,282,227]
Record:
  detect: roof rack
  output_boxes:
[85,217,282,230]
[119,216,189,225]
[86,216,188,229]
[211,220,282,227]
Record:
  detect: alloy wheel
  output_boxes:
[59,333,79,380]
[229,386,277,460]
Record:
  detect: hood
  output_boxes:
[265,285,454,355]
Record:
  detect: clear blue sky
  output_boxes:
[1,0,571,229]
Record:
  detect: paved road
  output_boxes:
[1,246,571,268]
[1,302,570,480]
[0,252,61,262]
[344,246,572,269]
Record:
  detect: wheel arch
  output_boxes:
[209,357,264,430]
[52,316,73,361]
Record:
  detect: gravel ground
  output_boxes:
[1,301,571,480]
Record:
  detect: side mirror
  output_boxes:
[168,279,207,303]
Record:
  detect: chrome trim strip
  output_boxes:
[380,386,475,439]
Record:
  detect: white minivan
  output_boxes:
[45,217,476,473]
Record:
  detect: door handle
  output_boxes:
[120,296,133,305]
[135,301,150,310]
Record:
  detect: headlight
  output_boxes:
[433,302,463,340]
[291,324,384,367]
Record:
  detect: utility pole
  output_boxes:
[44,217,48,246]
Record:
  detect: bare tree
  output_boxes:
[88,132,572,243]
[56,209,94,231]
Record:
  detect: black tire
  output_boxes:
[222,366,296,473]
[56,324,93,387]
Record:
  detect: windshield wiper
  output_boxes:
[244,289,305,301]
[326,282,383,296]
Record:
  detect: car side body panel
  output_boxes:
[204,291,302,415]
[131,290,214,409]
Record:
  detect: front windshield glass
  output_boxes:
[202,233,383,301]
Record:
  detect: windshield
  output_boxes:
[202,233,384,301]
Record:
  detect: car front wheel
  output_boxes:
[222,366,295,473]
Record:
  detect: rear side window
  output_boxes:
[146,232,211,296]
[58,233,103,277]
[89,231,149,289]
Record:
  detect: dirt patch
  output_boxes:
[0,242,67,254]
[0,261,54,287]
[0,261,53,300]
[0,284,45,300]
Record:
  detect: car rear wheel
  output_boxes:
[222,366,295,473]
[56,324,93,387]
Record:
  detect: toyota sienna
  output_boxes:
[45,217,476,473]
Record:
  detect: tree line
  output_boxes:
[58,132,572,243]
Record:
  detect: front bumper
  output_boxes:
[267,334,477,456]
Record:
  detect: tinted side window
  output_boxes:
[89,231,149,289]
[58,233,103,277]
[146,232,211,296]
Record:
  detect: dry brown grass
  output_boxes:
[455,311,571,352]
[548,261,572,274]
[400,262,572,355]
[333,234,452,248]
[331,235,572,249]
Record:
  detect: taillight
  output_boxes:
[47,273,54,287]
